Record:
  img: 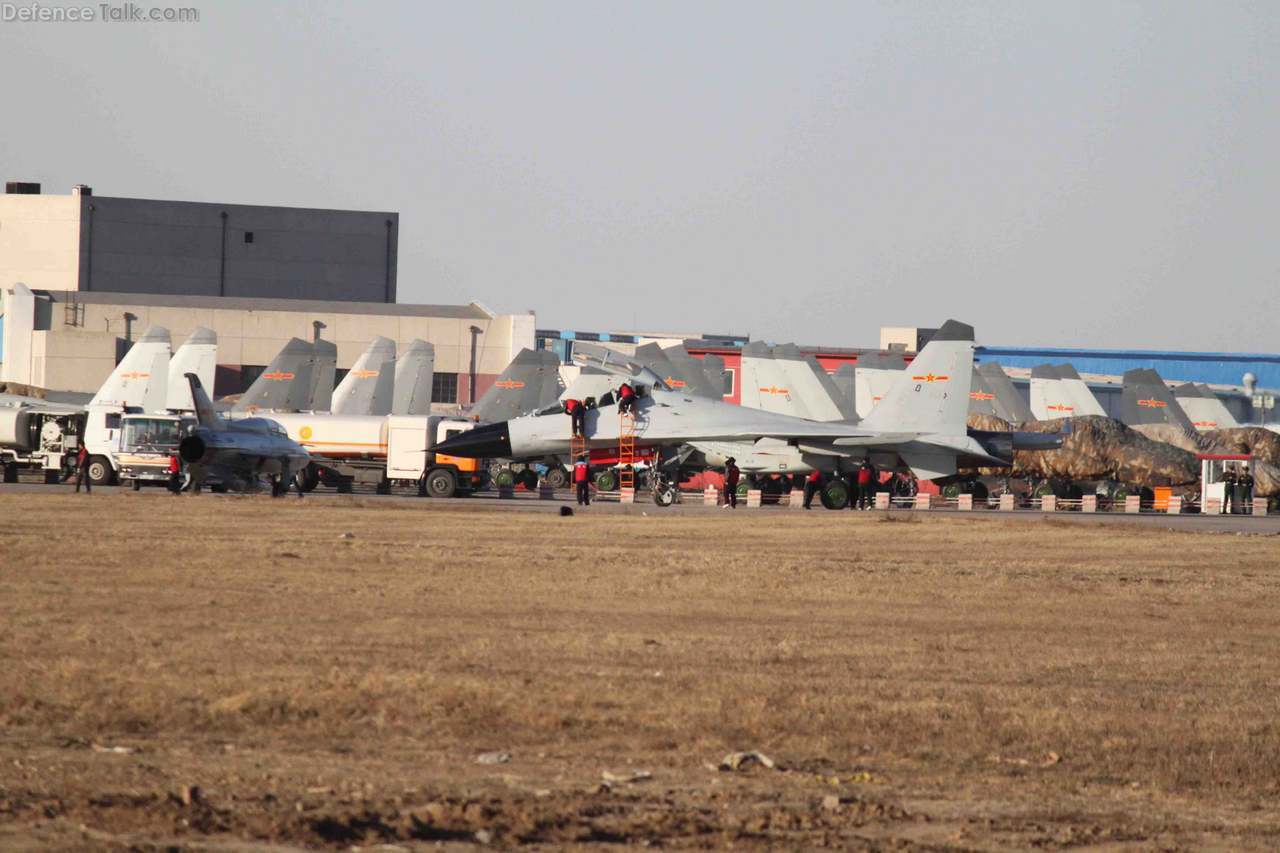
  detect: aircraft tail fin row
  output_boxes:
[332,336,397,416]
[233,338,316,413]
[166,327,218,411]
[738,341,856,422]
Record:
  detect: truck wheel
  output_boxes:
[821,481,849,510]
[425,468,456,498]
[595,470,618,492]
[543,466,569,489]
[87,456,114,486]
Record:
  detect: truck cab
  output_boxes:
[116,413,196,489]
[387,415,487,497]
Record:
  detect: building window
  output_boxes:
[243,231,254,244]
[722,367,736,397]
[431,373,458,404]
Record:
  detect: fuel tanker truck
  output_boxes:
[241,411,487,496]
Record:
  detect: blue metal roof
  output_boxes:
[976,346,1280,390]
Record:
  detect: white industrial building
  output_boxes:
[0,183,533,404]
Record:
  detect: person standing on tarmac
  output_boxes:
[856,459,877,510]
[1223,464,1237,514]
[167,454,182,494]
[723,457,740,509]
[73,445,92,494]
[1241,463,1255,513]
[802,469,823,509]
[574,455,592,506]
[564,398,586,436]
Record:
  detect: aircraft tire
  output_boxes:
[820,481,849,510]
[519,469,539,491]
[594,470,618,492]
[543,466,569,489]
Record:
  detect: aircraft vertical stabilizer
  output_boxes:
[978,362,1033,423]
[1119,369,1195,431]
[332,337,397,416]
[860,321,974,435]
[90,325,172,411]
[853,352,905,417]
[832,364,857,413]
[470,349,564,422]
[699,354,727,398]
[392,339,435,416]
[166,327,217,412]
[967,366,1000,419]
[309,340,337,412]
[1175,383,1239,430]
[1056,365,1106,417]
[233,338,316,413]
[660,344,720,398]
[1029,364,1074,420]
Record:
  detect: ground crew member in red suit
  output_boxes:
[167,454,182,494]
[574,455,591,506]
[856,460,877,509]
[802,469,823,509]
[564,398,585,436]
[723,457,740,508]
[74,445,92,494]
[617,383,637,415]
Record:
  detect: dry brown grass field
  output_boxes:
[2,492,1279,850]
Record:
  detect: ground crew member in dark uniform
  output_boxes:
[856,460,877,510]
[564,398,586,436]
[802,469,823,509]
[617,383,637,415]
[723,457,740,508]
[1223,465,1238,514]
[574,455,591,506]
[74,445,92,494]
[167,454,182,494]
[1240,464,1255,513]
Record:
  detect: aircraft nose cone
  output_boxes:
[435,421,511,458]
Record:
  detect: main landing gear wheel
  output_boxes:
[821,480,849,510]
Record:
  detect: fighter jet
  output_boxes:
[233,338,322,414]
[179,373,310,494]
[435,320,1011,481]
[1118,369,1196,433]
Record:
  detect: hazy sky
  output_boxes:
[3,1,1277,350]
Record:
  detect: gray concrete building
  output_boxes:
[0,182,396,302]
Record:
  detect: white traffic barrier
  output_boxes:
[789,490,806,509]
[1041,495,1057,512]
[999,493,1015,512]
[1253,500,1268,517]
[874,492,890,510]
[619,487,635,504]
[1124,495,1141,513]
[1204,497,1222,514]
[746,489,762,508]
[913,494,934,510]
[1166,495,1182,514]
[957,494,973,511]
[704,486,720,506]
[1081,494,1097,513]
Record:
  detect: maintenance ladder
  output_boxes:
[618,410,637,493]
[569,423,589,472]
